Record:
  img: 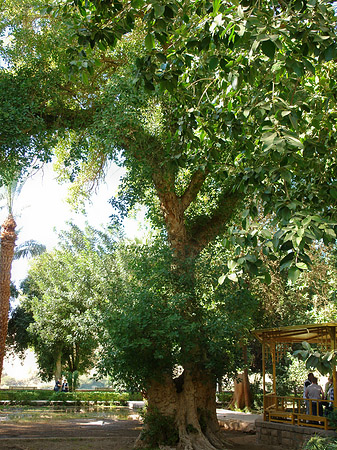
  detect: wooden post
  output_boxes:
[262,342,266,420]
[331,326,337,410]
[272,343,276,394]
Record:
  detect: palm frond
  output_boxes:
[14,240,46,260]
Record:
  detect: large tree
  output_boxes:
[54,2,337,449]
[1,0,337,448]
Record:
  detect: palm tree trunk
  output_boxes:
[0,214,17,383]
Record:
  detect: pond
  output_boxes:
[0,404,142,423]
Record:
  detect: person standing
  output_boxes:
[304,373,314,414]
[54,378,61,392]
[62,379,69,392]
[305,376,324,416]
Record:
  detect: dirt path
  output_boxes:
[0,418,283,450]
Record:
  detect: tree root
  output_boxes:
[175,431,233,450]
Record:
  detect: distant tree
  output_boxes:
[20,224,118,387]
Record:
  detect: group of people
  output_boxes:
[303,372,334,416]
[53,378,69,392]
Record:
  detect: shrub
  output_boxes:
[0,389,142,405]
[303,436,337,450]
[217,391,232,405]
[140,408,179,447]
[328,408,337,429]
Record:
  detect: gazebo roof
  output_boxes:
[252,322,337,345]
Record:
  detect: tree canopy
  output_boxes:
[18,224,117,382]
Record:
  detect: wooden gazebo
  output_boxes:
[253,323,337,430]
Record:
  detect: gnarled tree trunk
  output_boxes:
[137,369,231,450]
[0,214,17,383]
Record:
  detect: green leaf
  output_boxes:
[261,40,276,58]
[302,341,312,351]
[209,56,218,70]
[296,262,307,270]
[325,44,337,62]
[288,266,301,283]
[213,0,221,14]
[145,33,155,50]
[293,349,309,360]
[201,36,211,50]
[306,355,319,369]
[263,272,271,285]
[218,274,226,285]
[330,187,337,199]
[154,4,166,18]
[227,260,237,270]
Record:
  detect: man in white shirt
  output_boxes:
[306,376,324,416]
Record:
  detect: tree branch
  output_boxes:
[180,169,209,212]
[187,191,243,255]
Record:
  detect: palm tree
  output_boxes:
[0,179,46,382]
[0,181,18,382]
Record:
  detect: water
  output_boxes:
[0,404,141,422]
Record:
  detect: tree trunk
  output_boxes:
[136,369,231,450]
[0,214,17,383]
[54,349,62,382]
[229,369,252,410]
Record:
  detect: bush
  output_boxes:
[140,408,179,447]
[0,389,142,405]
[302,436,337,450]
[327,408,337,429]
[217,391,232,405]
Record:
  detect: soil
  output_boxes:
[0,418,284,450]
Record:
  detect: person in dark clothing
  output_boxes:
[54,378,61,392]
[304,373,314,414]
[62,379,69,392]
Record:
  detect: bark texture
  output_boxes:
[229,370,252,410]
[136,370,231,450]
[0,214,17,383]
[54,350,62,382]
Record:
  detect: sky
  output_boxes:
[0,160,146,285]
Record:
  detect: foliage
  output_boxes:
[7,306,34,359]
[0,389,140,404]
[65,370,80,392]
[97,238,259,390]
[140,407,179,448]
[216,391,233,406]
[54,0,337,283]
[269,355,308,397]
[302,435,337,450]
[14,240,46,260]
[293,341,337,376]
[327,408,337,430]
[18,224,119,380]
